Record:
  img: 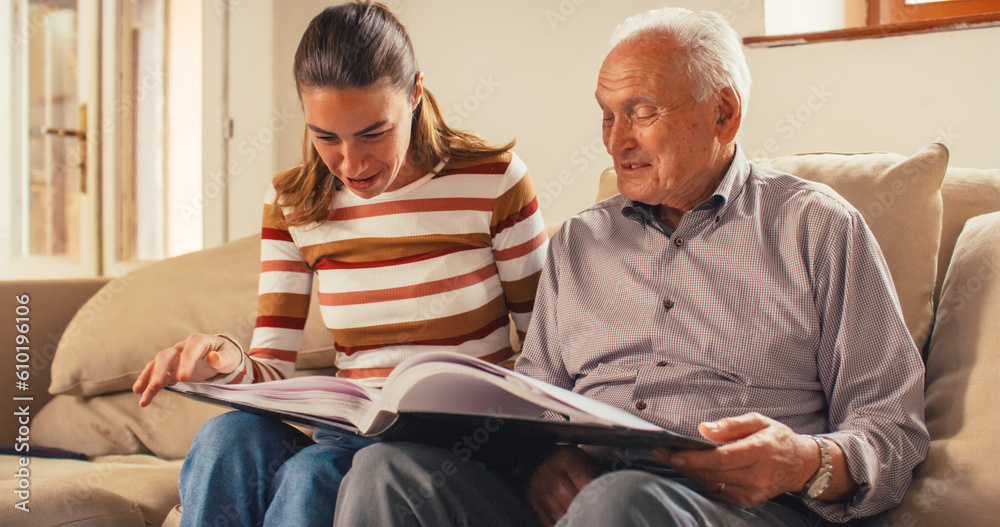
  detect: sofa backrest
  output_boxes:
[0,278,109,445]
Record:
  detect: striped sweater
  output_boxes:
[217,152,547,387]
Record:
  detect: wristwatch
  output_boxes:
[797,435,834,499]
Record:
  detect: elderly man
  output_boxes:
[334,7,928,527]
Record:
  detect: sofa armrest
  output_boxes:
[0,279,109,445]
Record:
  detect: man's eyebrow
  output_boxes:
[594,93,658,108]
[307,120,388,137]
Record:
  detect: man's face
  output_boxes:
[596,33,733,208]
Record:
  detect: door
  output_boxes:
[3,0,173,280]
[5,0,101,278]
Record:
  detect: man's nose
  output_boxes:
[604,119,636,156]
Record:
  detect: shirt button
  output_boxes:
[662,298,674,310]
[656,360,668,367]
[674,237,683,247]
[635,400,647,410]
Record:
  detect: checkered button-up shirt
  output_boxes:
[515,146,929,522]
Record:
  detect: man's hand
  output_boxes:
[653,412,827,509]
[131,333,243,407]
[525,446,600,527]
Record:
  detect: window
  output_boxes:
[874,0,1000,25]
[747,0,1000,47]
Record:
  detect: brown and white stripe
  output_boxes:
[217,152,547,387]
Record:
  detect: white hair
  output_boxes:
[611,7,751,126]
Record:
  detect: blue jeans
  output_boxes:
[179,412,373,527]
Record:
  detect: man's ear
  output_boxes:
[714,86,742,143]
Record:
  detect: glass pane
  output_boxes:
[118,0,166,261]
[25,0,80,258]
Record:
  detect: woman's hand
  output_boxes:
[131,333,243,407]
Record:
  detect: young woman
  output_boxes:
[131,2,547,525]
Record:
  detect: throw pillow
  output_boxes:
[49,235,337,396]
[870,211,1000,526]
[754,143,948,350]
[937,167,1000,304]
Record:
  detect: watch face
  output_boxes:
[808,472,834,498]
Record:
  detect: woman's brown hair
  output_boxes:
[275,1,514,226]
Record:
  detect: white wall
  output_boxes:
[395,0,764,224]
[221,0,763,233]
[224,0,330,241]
[221,0,998,235]
[742,25,1000,171]
[225,0,276,241]
[271,0,333,176]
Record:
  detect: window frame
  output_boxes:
[745,0,1000,47]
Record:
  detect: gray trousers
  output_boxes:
[334,442,822,527]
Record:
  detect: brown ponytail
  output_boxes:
[274,1,513,226]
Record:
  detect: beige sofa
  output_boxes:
[1,143,998,526]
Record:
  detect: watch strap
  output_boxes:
[797,435,833,499]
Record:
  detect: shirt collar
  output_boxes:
[620,144,751,232]
[622,201,674,236]
[711,144,751,214]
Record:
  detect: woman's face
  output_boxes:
[301,77,423,199]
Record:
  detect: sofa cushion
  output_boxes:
[0,454,182,527]
[32,391,225,460]
[34,365,335,460]
[0,478,144,526]
[869,211,1000,526]
[937,167,1000,304]
[49,235,338,397]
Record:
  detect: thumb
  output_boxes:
[698,413,770,443]
[205,346,241,374]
